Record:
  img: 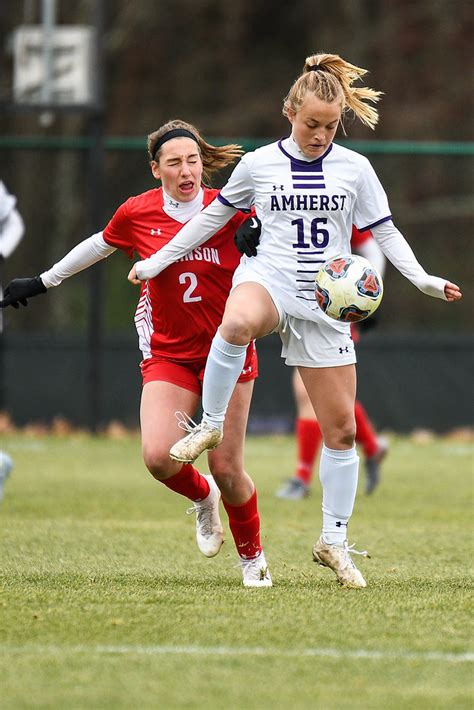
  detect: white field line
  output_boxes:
[0,645,472,663]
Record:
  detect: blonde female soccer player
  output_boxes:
[127,55,462,588]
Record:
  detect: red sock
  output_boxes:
[295,418,323,484]
[354,400,378,458]
[223,489,262,560]
[160,463,210,502]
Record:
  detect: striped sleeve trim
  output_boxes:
[358,215,393,232]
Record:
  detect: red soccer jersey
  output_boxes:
[103,187,250,361]
[351,224,373,249]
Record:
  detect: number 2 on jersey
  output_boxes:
[292,217,329,249]
[179,272,202,303]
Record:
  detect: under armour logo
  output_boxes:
[273,184,284,191]
[169,198,179,207]
[339,346,349,354]
[150,228,161,236]
[241,366,252,375]
[335,521,348,528]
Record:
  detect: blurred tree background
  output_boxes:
[0,0,472,336]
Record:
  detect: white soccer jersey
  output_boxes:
[218,138,392,328]
[0,181,24,260]
[0,181,16,221]
[135,137,447,303]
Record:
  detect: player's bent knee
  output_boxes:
[142,446,177,480]
[220,314,254,345]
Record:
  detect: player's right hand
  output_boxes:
[127,265,142,285]
[444,281,462,302]
[0,276,47,309]
[234,216,261,257]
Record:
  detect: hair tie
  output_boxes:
[151,128,199,161]
[308,64,326,73]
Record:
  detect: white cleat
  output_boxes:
[170,417,223,464]
[186,475,224,558]
[240,552,272,588]
[275,477,310,500]
[312,536,369,588]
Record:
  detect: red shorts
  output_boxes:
[140,341,258,394]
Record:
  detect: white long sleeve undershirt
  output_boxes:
[133,199,448,300]
[40,232,116,288]
[135,199,235,280]
[371,222,447,300]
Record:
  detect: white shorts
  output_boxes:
[280,316,356,368]
[231,270,356,368]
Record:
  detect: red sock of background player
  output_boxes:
[354,400,378,458]
[160,463,210,501]
[295,418,323,485]
[223,489,262,560]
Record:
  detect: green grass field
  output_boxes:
[0,433,472,709]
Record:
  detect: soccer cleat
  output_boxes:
[365,436,389,495]
[240,551,272,588]
[170,413,223,463]
[186,475,224,558]
[275,477,310,500]
[312,536,368,588]
[0,451,13,503]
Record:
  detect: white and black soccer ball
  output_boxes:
[315,254,383,323]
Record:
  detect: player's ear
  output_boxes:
[286,108,296,125]
[150,161,161,181]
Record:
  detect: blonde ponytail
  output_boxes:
[283,53,383,130]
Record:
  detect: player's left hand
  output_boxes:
[127,265,142,285]
[444,281,462,302]
[0,276,47,309]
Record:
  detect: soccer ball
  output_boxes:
[315,254,383,322]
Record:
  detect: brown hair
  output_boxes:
[283,53,383,130]
[147,119,243,183]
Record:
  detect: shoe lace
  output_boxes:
[345,541,370,559]
[175,411,199,435]
[186,498,213,535]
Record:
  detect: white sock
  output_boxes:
[202,330,248,429]
[319,444,359,545]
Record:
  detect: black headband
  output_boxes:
[308,64,326,73]
[151,128,199,161]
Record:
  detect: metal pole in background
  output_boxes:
[87,0,105,433]
[40,0,55,104]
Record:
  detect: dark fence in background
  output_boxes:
[3,332,473,434]
[1,137,472,337]
[1,137,472,434]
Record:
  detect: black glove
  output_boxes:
[0,276,47,309]
[234,216,261,257]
